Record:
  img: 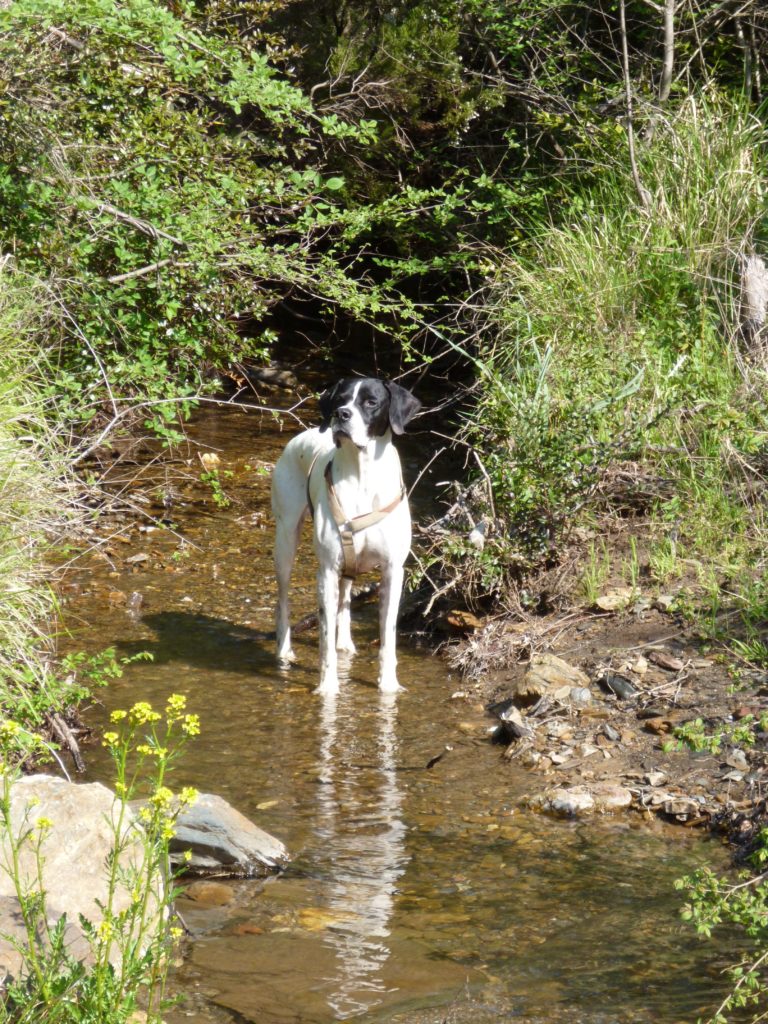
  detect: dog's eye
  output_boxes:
[364,398,378,407]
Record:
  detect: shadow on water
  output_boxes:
[117,611,275,673]
[60,406,745,1024]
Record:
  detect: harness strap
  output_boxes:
[324,460,406,579]
[306,451,322,519]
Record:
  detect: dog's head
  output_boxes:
[318,378,421,448]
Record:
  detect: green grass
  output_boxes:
[444,91,768,613]
[0,262,83,730]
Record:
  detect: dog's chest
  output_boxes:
[314,453,411,569]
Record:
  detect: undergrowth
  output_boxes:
[419,93,768,622]
[0,261,86,731]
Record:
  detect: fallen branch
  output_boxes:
[49,713,86,773]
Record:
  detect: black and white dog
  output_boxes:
[271,378,421,695]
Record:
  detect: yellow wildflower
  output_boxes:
[0,720,22,742]
[149,786,174,809]
[181,714,200,737]
[179,786,198,807]
[101,731,119,748]
[128,702,161,726]
[110,709,128,723]
[165,693,187,722]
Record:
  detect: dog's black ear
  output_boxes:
[385,382,421,435]
[318,383,340,432]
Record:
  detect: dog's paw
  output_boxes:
[277,649,297,665]
[336,640,357,655]
[378,676,402,694]
[315,680,340,696]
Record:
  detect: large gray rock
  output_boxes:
[0,775,161,982]
[170,793,289,876]
[0,896,91,983]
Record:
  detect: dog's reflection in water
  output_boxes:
[315,684,407,1019]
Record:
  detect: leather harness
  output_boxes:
[307,455,406,580]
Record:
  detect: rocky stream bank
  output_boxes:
[452,598,766,858]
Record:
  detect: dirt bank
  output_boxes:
[448,602,766,857]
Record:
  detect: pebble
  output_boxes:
[644,770,666,787]
[601,673,637,699]
[594,588,634,612]
[648,650,684,672]
[725,749,749,771]
[526,782,633,817]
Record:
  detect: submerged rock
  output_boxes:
[524,782,633,818]
[171,793,289,877]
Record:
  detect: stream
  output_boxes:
[60,401,739,1024]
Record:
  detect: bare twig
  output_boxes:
[108,259,190,284]
[91,200,185,246]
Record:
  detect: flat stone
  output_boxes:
[648,650,684,672]
[594,587,635,612]
[171,793,289,877]
[644,770,667,787]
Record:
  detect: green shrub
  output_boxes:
[435,93,768,607]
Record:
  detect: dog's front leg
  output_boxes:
[317,566,340,694]
[378,563,404,692]
[336,576,356,654]
[274,515,304,664]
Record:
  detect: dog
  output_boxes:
[271,377,421,695]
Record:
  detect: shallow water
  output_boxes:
[61,403,738,1024]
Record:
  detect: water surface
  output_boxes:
[61,404,737,1024]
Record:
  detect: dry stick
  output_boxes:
[108,259,191,284]
[619,0,652,213]
[49,714,85,773]
[92,199,185,246]
[642,0,676,143]
[407,445,446,499]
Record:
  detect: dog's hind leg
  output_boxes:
[274,510,305,663]
[336,576,356,654]
[378,563,404,692]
